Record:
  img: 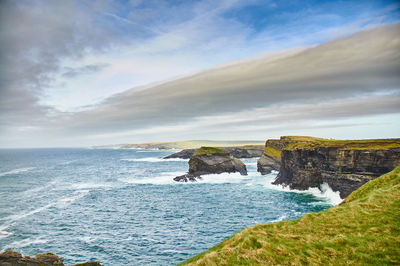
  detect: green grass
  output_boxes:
[285,138,400,150]
[193,147,230,156]
[263,146,282,160]
[180,167,400,265]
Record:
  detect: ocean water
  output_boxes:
[0,148,341,265]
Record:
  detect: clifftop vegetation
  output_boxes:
[181,167,400,265]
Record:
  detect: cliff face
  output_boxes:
[257,137,318,174]
[174,147,247,182]
[274,145,400,198]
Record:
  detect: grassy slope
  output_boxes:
[181,167,400,265]
[263,146,282,161]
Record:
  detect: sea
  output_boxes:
[0,148,342,265]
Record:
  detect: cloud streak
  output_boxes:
[64,24,400,133]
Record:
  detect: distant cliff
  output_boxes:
[165,145,264,159]
[272,137,400,198]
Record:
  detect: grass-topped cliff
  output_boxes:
[261,136,400,164]
[193,147,230,156]
[181,167,400,265]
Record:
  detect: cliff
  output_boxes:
[0,250,100,266]
[273,138,400,198]
[174,147,247,182]
[257,136,322,174]
[97,140,264,150]
[164,145,264,159]
[180,167,400,265]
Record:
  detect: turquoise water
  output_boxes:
[0,148,336,265]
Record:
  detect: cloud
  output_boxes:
[61,64,110,78]
[63,24,400,134]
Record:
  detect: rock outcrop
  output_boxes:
[0,250,64,266]
[257,137,311,174]
[164,149,196,159]
[165,145,264,159]
[273,138,400,198]
[0,250,101,266]
[257,153,280,174]
[174,147,247,182]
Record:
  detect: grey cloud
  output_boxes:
[62,23,400,135]
[0,0,127,129]
[62,63,110,78]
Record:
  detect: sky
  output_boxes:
[0,0,399,147]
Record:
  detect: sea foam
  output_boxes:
[121,157,188,162]
[0,167,35,177]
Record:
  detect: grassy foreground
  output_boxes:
[180,167,400,265]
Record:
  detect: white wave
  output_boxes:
[59,160,77,165]
[0,203,55,234]
[8,237,47,248]
[0,231,12,239]
[22,179,58,195]
[0,167,35,177]
[121,157,188,162]
[71,183,114,189]
[265,180,342,205]
[120,175,175,185]
[60,190,89,203]
[197,172,250,184]
[119,171,185,185]
[269,215,288,223]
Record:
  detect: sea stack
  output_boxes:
[174,147,247,182]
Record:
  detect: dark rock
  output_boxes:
[221,146,264,158]
[257,153,280,174]
[274,146,400,198]
[0,250,64,266]
[164,149,195,159]
[173,147,247,181]
[0,250,101,266]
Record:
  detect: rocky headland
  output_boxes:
[273,138,400,198]
[174,147,247,182]
[0,250,100,266]
[165,145,264,159]
[258,136,400,198]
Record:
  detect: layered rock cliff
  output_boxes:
[257,136,319,174]
[273,138,400,198]
[165,145,264,159]
[174,147,247,182]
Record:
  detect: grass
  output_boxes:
[263,146,282,160]
[285,138,400,150]
[180,167,400,265]
[193,147,230,156]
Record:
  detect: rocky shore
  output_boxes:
[174,147,247,182]
[0,250,100,266]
